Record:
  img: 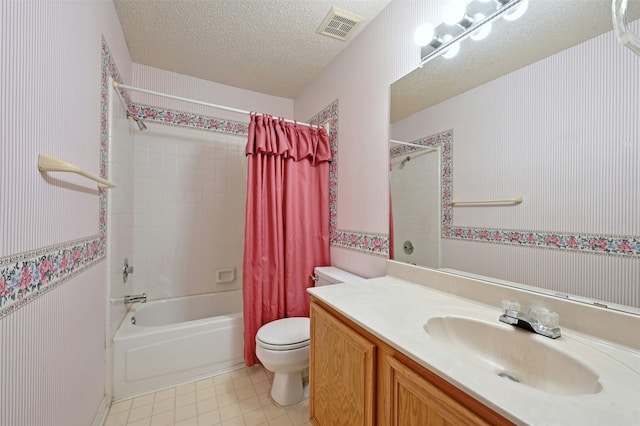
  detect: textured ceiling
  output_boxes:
[391,0,640,122]
[113,0,391,99]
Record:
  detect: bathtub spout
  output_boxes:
[124,293,146,304]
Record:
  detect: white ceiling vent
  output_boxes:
[316,6,364,41]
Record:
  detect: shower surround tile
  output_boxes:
[132,126,247,300]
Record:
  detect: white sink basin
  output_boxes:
[424,315,603,396]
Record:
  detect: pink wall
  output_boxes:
[0,1,133,425]
[295,1,638,309]
[294,1,445,277]
[296,0,638,308]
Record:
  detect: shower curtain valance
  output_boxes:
[245,114,332,165]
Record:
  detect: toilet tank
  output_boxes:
[313,266,364,287]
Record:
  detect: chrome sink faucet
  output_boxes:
[499,300,561,339]
[124,293,146,304]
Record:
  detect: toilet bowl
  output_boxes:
[255,317,310,406]
[255,266,364,406]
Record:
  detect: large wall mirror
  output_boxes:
[390,0,640,314]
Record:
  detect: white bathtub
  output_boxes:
[113,290,244,399]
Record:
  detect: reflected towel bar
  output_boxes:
[390,139,438,151]
[38,153,116,189]
[452,196,523,206]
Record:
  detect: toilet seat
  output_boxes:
[256,317,310,351]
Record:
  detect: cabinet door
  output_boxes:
[310,302,376,426]
[385,355,491,426]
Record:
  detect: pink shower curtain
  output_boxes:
[243,114,331,366]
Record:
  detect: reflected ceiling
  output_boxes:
[391,0,640,123]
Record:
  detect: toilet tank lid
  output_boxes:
[256,317,310,346]
[314,266,364,284]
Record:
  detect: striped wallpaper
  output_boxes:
[0,0,132,424]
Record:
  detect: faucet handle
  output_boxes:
[537,309,560,328]
[501,300,521,313]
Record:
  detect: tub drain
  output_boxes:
[498,372,520,383]
[131,316,136,325]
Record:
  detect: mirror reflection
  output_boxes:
[389,0,640,313]
[390,143,441,268]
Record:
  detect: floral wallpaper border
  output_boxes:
[390,130,640,258]
[332,230,390,257]
[446,227,640,257]
[308,101,391,257]
[0,236,104,318]
[129,104,249,136]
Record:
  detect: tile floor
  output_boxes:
[104,365,311,426]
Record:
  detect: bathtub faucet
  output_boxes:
[124,293,146,304]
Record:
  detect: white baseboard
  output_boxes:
[92,396,110,426]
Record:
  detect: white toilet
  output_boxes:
[255,266,364,406]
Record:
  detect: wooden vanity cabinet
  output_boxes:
[382,353,500,425]
[309,301,376,425]
[309,299,514,426]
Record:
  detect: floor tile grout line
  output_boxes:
[106,365,312,426]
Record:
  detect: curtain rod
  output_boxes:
[112,81,317,129]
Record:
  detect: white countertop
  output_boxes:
[308,276,640,426]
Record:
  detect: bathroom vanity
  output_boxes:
[309,299,510,425]
[307,261,640,425]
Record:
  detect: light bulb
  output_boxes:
[414,23,435,46]
[503,0,528,21]
[441,34,460,59]
[469,13,492,41]
[443,0,467,25]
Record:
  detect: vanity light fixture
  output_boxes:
[440,35,461,59]
[413,23,438,47]
[415,0,528,66]
[443,0,472,27]
[469,13,492,41]
[502,0,528,21]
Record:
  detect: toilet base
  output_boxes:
[271,370,304,406]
